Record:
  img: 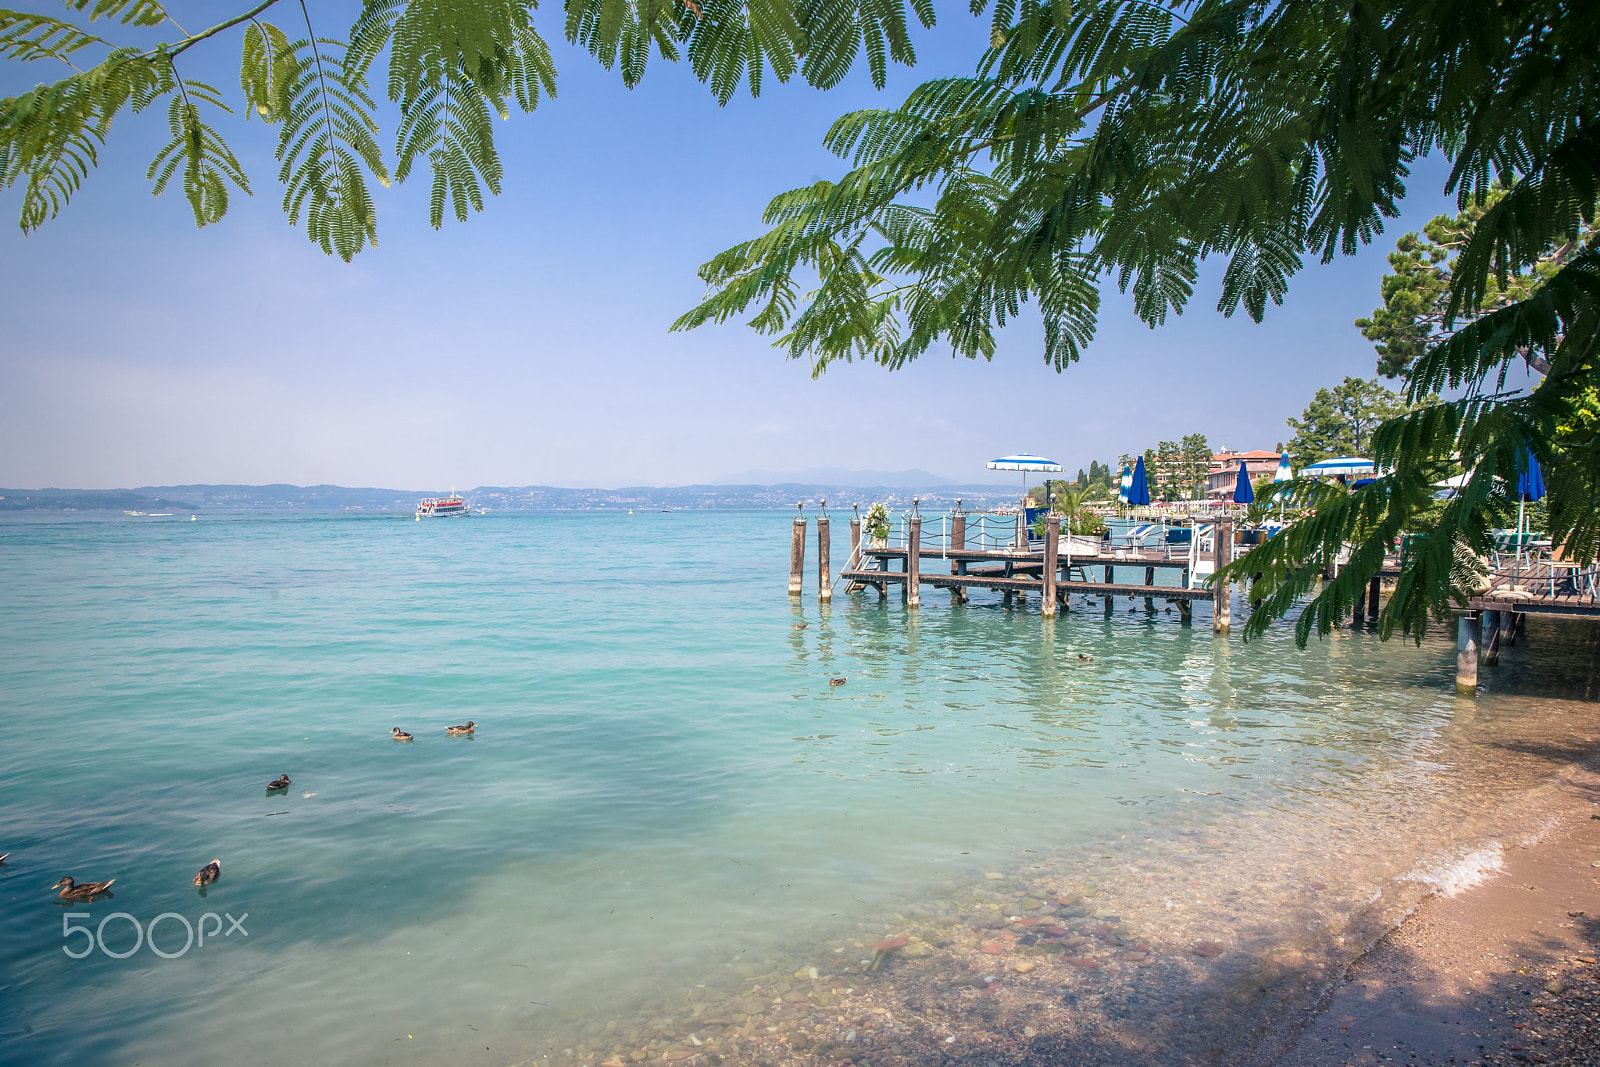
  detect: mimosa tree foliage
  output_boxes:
[0,0,936,259]
[672,0,1600,646]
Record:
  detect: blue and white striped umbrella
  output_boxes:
[1272,454,1294,482]
[1299,456,1374,477]
[986,453,1063,473]
[987,454,1063,510]
[1118,465,1132,504]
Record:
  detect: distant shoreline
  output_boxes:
[0,481,1029,513]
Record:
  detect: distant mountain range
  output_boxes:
[0,480,1028,512]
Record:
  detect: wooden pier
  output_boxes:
[793,510,1241,632]
[787,511,1600,696]
[1453,560,1600,695]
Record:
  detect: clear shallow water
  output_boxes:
[0,511,1595,1067]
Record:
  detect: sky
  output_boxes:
[1,2,1477,491]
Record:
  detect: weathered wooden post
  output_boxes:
[1353,584,1366,624]
[949,511,968,603]
[1042,514,1060,617]
[1456,612,1480,695]
[907,516,921,607]
[817,514,832,601]
[1213,518,1233,634]
[1483,609,1502,665]
[789,511,806,596]
[1368,575,1381,619]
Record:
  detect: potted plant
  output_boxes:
[864,502,891,548]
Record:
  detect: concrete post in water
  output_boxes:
[1456,612,1480,695]
[817,515,832,601]
[789,512,806,596]
[907,517,921,607]
[1213,518,1233,634]
[1042,514,1060,617]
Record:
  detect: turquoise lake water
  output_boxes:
[2,510,1596,1066]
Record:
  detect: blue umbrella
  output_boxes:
[1117,465,1131,505]
[1127,456,1151,507]
[1517,449,1545,502]
[1232,459,1254,504]
[1516,448,1545,559]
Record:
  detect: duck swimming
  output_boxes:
[445,721,475,736]
[267,774,291,791]
[391,727,414,742]
[793,623,807,630]
[193,859,220,887]
[52,877,114,901]
[1077,654,1093,661]
[829,677,847,686]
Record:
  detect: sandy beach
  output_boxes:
[1267,757,1600,1067]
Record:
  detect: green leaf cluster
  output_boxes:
[2,0,935,256]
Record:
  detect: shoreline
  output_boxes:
[1262,756,1600,1067]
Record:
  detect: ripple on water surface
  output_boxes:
[1,511,1597,1067]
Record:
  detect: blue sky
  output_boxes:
[2,3,1478,490]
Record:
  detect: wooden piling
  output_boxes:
[949,512,968,602]
[1042,515,1059,618]
[789,517,806,596]
[1483,609,1501,665]
[1177,599,1192,624]
[1213,518,1232,634]
[907,517,921,607]
[1456,613,1480,695]
[817,516,832,601]
[1353,582,1365,624]
[1368,575,1380,619]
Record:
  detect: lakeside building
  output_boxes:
[1203,449,1282,498]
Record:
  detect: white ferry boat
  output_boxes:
[415,495,471,519]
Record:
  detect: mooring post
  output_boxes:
[1368,575,1381,619]
[949,511,968,603]
[1353,582,1366,625]
[1177,599,1192,624]
[817,515,832,601]
[1042,514,1059,617]
[1213,518,1233,634]
[789,512,806,596]
[1456,612,1480,695]
[1483,609,1502,665]
[907,516,921,607]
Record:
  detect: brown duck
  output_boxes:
[445,721,476,736]
[391,727,413,742]
[52,877,115,901]
[267,774,291,790]
[193,859,221,887]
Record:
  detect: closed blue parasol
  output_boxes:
[1232,459,1254,504]
[1517,449,1545,502]
[1516,448,1545,560]
[1127,456,1151,506]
